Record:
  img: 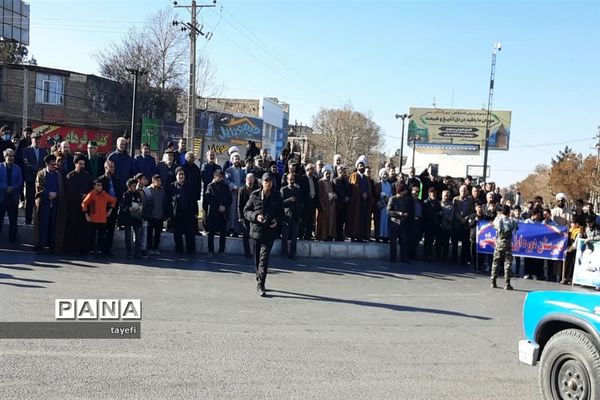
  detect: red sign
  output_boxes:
[31,123,114,153]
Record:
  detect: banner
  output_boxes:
[572,239,600,288]
[141,118,160,151]
[477,221,567,260]
[31,123,114,154]
[408,108,512,150]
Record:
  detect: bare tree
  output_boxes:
[94,9,187,90]
[311,104,383,165]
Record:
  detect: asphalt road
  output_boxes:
[0,248,589,400]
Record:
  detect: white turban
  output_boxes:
[228,146,239,155]
[355,155,368,167]
[230,152,240,162]
[379,168,388,178]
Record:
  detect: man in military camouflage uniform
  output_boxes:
[491,205,519,290]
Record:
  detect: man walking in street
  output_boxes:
[244,173,283,297]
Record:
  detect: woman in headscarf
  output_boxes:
[374,167,393,243]
[316,164,336,241]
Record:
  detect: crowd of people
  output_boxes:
[1,124,599,294]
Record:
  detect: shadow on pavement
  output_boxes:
[266,289,493,321]
[0,272,53,288]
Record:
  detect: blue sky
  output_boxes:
[26,0,600,186]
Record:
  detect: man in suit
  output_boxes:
[0,149,24,242]
[22,132,48,225]
[84,141,106,179]
[451,184,475,265]
[98,160,122,256]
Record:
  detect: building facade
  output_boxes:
[0,63,129,153]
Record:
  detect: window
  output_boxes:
[35,73,64,105]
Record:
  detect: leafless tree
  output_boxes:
[311,104,383,166]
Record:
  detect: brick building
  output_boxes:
[0,63,130,153]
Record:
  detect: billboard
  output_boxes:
[32,123,114,154]
[408,108,512,150]
[1,0,30,45]
[197,111,263,156]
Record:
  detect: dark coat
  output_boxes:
[238,183,258,221]
[243,189,284,242]
[98,173,123,200]
[84,154,106,179]
[157,161,178,188]
[22,146,48,182]
[333,176,352,208]
[107,151,136,193]
[168,181,198,220]
[422,197,442,232]
[202,180,232,231]
[298,174,320,206]
[387,195,414,227]
[135,154,157,181]
[200,162,222,195]
[182,162,202,201]
[119,190,143,226]
[280,183,302,223]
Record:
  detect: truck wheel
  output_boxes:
[539,329,600,400]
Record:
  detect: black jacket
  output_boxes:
[238,183,258,221]
[203,180,232,231]
[98,173,123,200]
[119,190,143,226]
[243,189,284,242]
[387,195,414,227]
[298,174,320,206]
[182,162,202,201]
[280,184,302,223]
[422,197,442,232]
[168,181,198,219]
[333,176,352,208]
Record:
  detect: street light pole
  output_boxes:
[395,113,412,173]
[410,135,421,169]
[482,42,501,183]
[125,67,148,156]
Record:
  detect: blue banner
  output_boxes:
[477,221,568,261]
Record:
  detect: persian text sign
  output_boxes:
[408,108,512,150]
[477,221,567,260]
[197,111,263,155]
[573,239,600,288]
[32,123,114,153]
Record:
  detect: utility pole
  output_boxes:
[22,65,28,131]
[125,68,148,156]
[395,113,412,174]
[595,126,600,174]
[174,0,216,150]
[482,42,502,183]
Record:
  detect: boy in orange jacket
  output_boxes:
[82,179,117,257]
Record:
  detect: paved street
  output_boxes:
[0,248,588,399]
